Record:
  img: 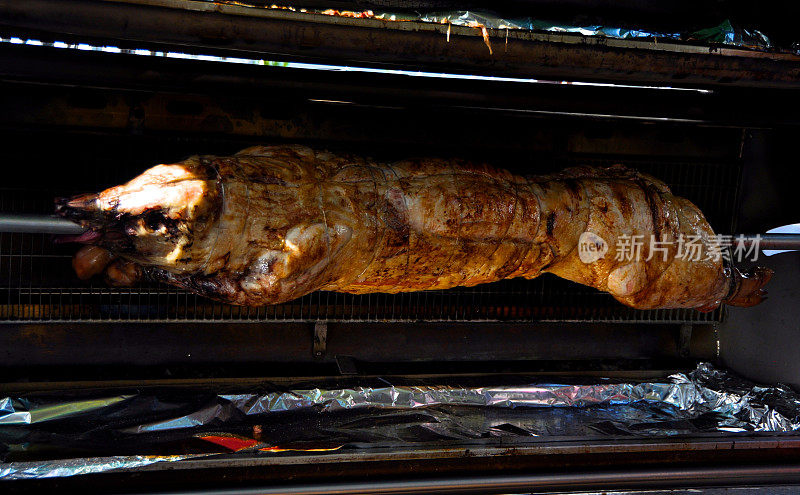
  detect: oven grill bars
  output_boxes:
[0,155,738,323]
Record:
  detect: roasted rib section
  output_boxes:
[56,145,771,310]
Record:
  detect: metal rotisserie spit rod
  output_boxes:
[0,213,86,235]
[0,213,797,250]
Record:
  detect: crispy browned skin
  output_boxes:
[55,145,771,310]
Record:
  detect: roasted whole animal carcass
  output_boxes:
[56,145,771,310]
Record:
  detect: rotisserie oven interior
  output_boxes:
[1,1,800,492]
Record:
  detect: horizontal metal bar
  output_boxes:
[740,234,800,251]
[138,464,800,495]
[0,322,716,369]
[1,0,799,89]
[1,46,799,129]
[132,437,800,468]
[0,213,85,234]
[0,369,687,394]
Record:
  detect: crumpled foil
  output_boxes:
[0,455,208,481]
[124,362,798,434]
[1,363,799,479]
[412,13,772,49]
[689,19,773,49]
[0,396,131,425]
[210,3,773,50]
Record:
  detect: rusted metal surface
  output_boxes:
[1,0,800,88]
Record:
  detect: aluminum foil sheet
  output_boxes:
[125,362,799,434]
[1,363,799,479]
[412,13,771,49]
[0,455,208,481]
[0,395,132,425]
[211,3,773,50]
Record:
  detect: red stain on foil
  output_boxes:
[199,435,260,452]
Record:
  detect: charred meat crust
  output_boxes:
[145,267,242,304]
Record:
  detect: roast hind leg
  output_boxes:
[725,266,773,308]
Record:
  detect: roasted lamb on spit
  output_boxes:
[55,145,771,310]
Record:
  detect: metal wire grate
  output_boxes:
[0,148,737,323]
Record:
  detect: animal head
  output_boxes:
[55,157,221,272]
